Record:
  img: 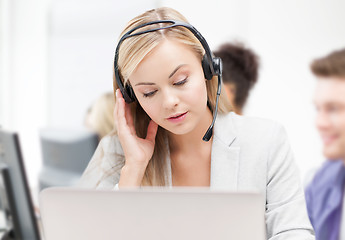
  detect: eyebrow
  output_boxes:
[134,64,187,86]
[135,82,155,86]
[169,64,186,78]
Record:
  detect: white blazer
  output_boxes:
[79,112,315,239]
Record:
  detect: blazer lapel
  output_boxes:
[210,113,240,190]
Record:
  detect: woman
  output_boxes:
[79,7,314,239]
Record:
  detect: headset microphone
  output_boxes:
[114,20,222,142]
[202,58,222,142]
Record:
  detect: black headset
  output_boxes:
[113,20,222,141]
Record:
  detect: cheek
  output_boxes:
[183,79,208,106]
[195,83,208,107]
[138,100,161,121]
[340,113,345,128]
[340,120,345,139]
[332,112,345,130]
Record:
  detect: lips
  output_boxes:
[322,135,338,145]
[169,112,186,119]
[167,111,188,123]
[320,132,339,145]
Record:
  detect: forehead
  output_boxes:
[130,39,200,82]
[314,77,345,104]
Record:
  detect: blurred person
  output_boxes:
[79,7,314,239]
[213,42,259,114]
[305,48,345,240]
[85,92,115,139]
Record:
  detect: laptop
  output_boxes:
[39,187,266,240]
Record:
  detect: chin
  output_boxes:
[323,148,344,160]
[168,128,192,136]
[165,123,195,136]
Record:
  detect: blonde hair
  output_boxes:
[113,7,231,186]
[85,92,115,139]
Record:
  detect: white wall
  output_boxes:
[0,0,49,187]
[0,0,10,127]
[245,0,345,178]
[48,0,158,128]
[1,0,345,187]
[160,0,252,49]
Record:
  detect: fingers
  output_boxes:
[115,89,157,145]
[146,120,158,143]
[113,91,119,127]
[124,102,136,135]
[115,89,131,136]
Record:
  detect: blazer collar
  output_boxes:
[210,112,240,190]
[213,112,238,146]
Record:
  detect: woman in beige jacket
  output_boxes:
[79,7,314,239]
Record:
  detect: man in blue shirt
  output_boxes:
[305,48,345,240]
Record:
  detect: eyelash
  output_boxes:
[142,78,188,98]
[143,90,157,98]
[174,78,188,86]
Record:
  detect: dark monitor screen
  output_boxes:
[0,130,40,240]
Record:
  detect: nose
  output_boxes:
[162,88,179,110]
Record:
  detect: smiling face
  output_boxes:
[129,39,212,136]
[314,77,345,160]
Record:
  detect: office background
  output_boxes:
[1,0,345,188]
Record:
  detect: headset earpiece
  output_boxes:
[202,55,213,80]
[121,83,136,103]
[202,55,223,80]
[212,57,222,76]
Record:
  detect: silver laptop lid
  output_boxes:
[39,187,266,240]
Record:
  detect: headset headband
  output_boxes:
[114,20,217,103]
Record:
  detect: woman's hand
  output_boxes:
[114,89,158,187]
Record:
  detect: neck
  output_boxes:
[168,108,213,153]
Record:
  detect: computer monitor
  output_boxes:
[0,130,40,240]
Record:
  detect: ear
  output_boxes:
[223,84,241,114]
[223,84,235,104]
